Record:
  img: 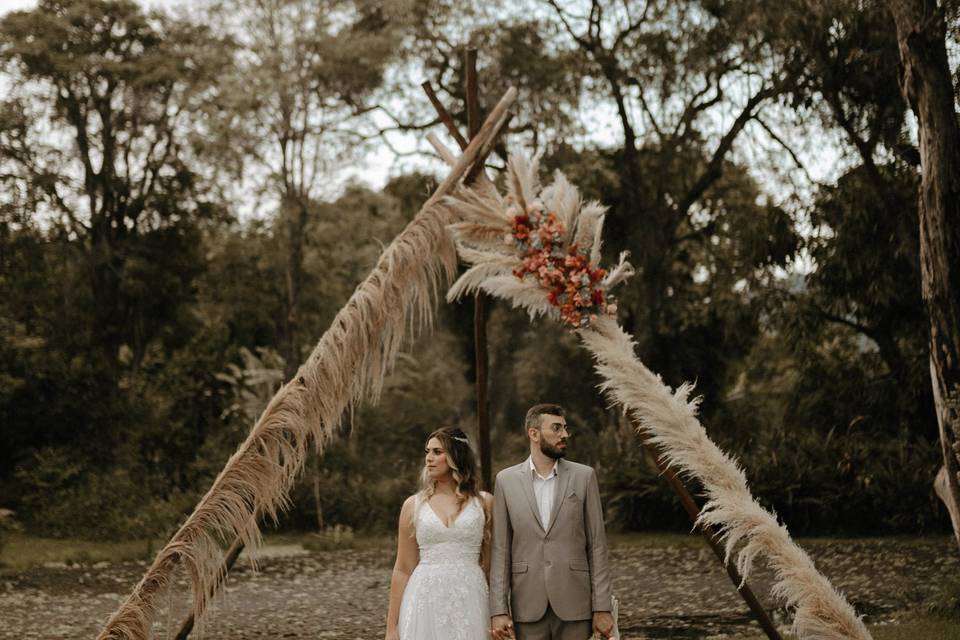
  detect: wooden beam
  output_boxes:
[635,426,782,640]
[465,48,493,493]
[174,537,246,640]
[421,80,470,151]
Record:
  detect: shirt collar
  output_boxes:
[527,456,559,480]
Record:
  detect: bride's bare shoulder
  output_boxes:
[401,493,420,513]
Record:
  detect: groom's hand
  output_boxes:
[490,614,515,639]
[592,611,615,639]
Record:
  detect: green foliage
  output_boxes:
[0,508,19,559]
[13,447,194,539]
[926,578,960,622]
[0,0,951,544]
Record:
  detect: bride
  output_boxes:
[384,427,494,640]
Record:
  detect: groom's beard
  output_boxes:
[540,439,567,459]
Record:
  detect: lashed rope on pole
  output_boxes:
[97,87,517,640]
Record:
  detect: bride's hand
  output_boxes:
[384,627,400,640]
[490,614,515,639]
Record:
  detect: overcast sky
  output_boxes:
[0,0,180,13]
[0,0,34,12]
[0,0,849,257]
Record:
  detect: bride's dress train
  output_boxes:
[398,495,489,640]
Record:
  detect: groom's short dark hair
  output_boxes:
[524,403,565,432]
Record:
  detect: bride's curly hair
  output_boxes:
[418,427,480,499]
[410,427,484,533]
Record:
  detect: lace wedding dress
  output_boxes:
[398,495,489,640]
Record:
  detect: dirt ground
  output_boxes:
[2,535,957,639]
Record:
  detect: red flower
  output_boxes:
[509,209,616,327]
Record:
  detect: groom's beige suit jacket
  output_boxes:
[489,457,612,622]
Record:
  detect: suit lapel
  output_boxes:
[519,460,545,532]
[544,458,571,537]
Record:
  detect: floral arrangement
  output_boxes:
[443,153,633,328]
[507,199,616,327]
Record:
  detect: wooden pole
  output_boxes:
[465,49,493,493]
[422,81,470,151]
[173,536,246,640]
[423,54,495,491]
[634,425,782,640]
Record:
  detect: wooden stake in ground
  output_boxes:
[636,426,781,640]
[464,48,494,493]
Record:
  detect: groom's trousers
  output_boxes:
[514,604,592,640]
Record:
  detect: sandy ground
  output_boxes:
[2,535,957,639]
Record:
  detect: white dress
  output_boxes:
[398,495,490,640]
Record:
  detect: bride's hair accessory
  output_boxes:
[452,435,469,444]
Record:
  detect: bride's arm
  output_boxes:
[480,491,494,581]
[385,495,419,639]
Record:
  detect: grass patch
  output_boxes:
[607,531,957,550]
[0,530,396,576]
[0,533,159,575]
[607,531,708,549]
[731,617,960,639]
[266,529,393,553]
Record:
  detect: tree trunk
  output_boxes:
[282,197,308,382]
[889,0,960,552]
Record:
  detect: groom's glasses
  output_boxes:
[541,424,571,436]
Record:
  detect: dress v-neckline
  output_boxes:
[426,497,472,529]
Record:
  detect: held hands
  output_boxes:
[490,614,515,640]
[592,611,616,639]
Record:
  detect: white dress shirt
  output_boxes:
[528,456,559,529]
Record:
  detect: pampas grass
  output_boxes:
[580,317,871,640]
[443,152,872,640]
[97,88,517,640]
[97,200,458,640]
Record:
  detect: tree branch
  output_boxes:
[754,116,820,187]
[676,82,777,216]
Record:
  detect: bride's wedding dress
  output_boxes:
[398,495,489,640]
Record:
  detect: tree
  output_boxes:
[0,0,239,537]
[0,0,228,378]
[205,0,404,381]
[741,0,957,537]
[888,0,960,551]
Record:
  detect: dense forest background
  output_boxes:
[0,0,953,542]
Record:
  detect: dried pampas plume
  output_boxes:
[442,153,871,640]
[580,317,871,640]
[97,203,458,640]
[97,86,518,639]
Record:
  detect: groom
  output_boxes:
[490,403,616,640]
